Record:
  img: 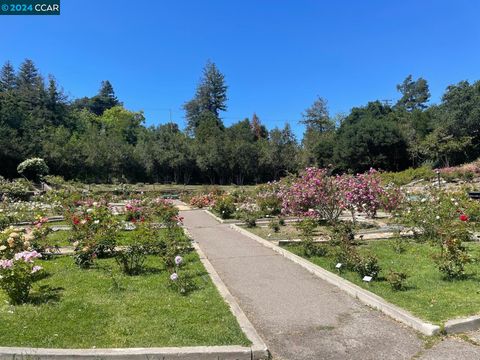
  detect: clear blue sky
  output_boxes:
[1,0,479,138]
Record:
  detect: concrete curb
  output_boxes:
[231,224,441,336]
[203,209,300,226]
[184,228,269,359]
[0,346,253,360]
[203,209,239,224]
[445,315,480,334]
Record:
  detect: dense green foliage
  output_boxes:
[1,58,480,183]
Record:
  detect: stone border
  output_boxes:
[203,209,300,226]
[0,346,254,359]
[204,209,240,224]
[186,229,269,359]
[445,315,480,334]
[231,224,441,336]
[0,234,268,360]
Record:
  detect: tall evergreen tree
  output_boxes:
[46,76,68,126]
[250,113,268,140]
[17,59,41,90]
[300,96,334,132]
[0,61,17,92]
[89,80,121,115]
[396,75,430,111]
[184,61,227,133]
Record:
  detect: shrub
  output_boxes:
[295,218,323,257]
[268,220,280,233]
[337,169,399,219]
[159,227,191,272]
[17,158,49,182]
[281,168,343,223]
[438,162,480,182]
[43,175,68,188]
[239,211,257,228]
[354,253,381,279]
[0,250,43,304]
[0,178,31,201]
[391,237,407,254]
[256,182,283,216]
[332,245,360,271]
[189,193,216,208]
[67,202,121,267]
[380,166,435,186]
[212,195,236,219]
[295,218,317,239]
[169,255,195,295]
[115,244,148,275]
[331,222,355,247]
[303,241,329,257]
[435,237,471,279]
[124,199,144,222]
[387,270,408,291]
[399,188,477,245]
[150,198,181,227]
[0,227,34,258]
[29,217,53,254]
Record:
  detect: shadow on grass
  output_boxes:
[29,285,64,305]
[441,272,480,282]
[140,266,163,275]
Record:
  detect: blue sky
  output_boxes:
[1,0,479,138]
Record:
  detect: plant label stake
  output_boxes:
[363,276,373,282]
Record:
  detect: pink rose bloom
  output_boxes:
[0,259,13,269]
[31,265,43,273]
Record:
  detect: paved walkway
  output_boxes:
[181,209,480,360]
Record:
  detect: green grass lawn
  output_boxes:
[284,240,480,324]
[0,253,250,348]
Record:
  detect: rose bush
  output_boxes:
[281,168,343,223]
[0,250,43,304]
[398,187,479,279]
[337,169,403,220]
[189,193,216,208]
[255,181,283,216]
[65,201,121,268]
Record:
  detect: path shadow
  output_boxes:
[29,285,64,305]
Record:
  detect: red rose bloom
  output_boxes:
[459,214,469,222]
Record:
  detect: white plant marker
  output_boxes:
[363,276,373,282]
[335,263,342,269]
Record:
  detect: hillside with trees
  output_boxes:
[1,59,479,184]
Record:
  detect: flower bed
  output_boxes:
[0,191,251,349]
[283,240,480,324]
[0,252,249,348]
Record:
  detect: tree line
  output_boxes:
[0,59,479,184]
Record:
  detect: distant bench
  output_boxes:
[468,192,480,200]
[161,193,179,199]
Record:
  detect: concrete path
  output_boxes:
[181,209,480,360]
